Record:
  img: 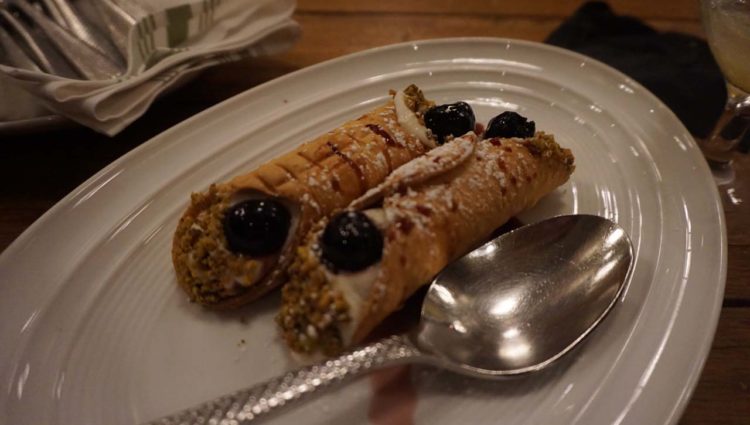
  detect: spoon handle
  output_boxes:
[144,335,423,425]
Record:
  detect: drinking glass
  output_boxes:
[699,0,750,166]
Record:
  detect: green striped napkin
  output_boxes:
[0,0,300,135]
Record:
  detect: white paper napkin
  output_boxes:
[0,0,300,135]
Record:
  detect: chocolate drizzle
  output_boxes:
[327,141,366,193]
[351,128,394,173]
[396,217,414,234]
[366,124,399,147]
[415,205,432,216]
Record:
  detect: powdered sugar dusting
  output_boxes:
[348,134,477,210]
[300,193,321,213]
[371,136,547,244]
[387,134,476,185]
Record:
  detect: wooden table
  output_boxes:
[1,1,747,423]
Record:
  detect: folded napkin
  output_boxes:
[546,1,749,152]
[0,0,299,135]
[0,73,50,121]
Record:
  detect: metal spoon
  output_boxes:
[145,214,633,425]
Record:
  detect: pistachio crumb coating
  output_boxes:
[402,84,435,116]
[278,244,350,356]
[172,185,267,304]
[523,132,576,173]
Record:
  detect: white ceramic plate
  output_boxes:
[0,38,726,425]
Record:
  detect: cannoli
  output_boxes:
[172,85,465,309]
[278,128,575,356]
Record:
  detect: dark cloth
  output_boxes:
[545,1,748,150]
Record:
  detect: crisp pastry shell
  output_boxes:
[172,98,431,309]
[279,132,575,353]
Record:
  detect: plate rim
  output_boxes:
[3,36,725,255]
[0,37,728,425]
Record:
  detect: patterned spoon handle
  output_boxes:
[144,335,424,425]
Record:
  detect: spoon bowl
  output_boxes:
[145,214,634,425]
[416,214,633,376]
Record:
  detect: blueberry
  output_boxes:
[424,102,476,144]
[320,212,383,272]
[485,111,535,139]
[223,199,291,256]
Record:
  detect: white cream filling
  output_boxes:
[227,191,300,289]
[325,209,386,345]
[394,90,435,149]
[325,264,380,345]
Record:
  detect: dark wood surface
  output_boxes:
[0,0,747,423]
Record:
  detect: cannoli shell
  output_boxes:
[172,100,430,308]
[351,133,575,343]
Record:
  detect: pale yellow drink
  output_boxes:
[697,0,750,164]
[702,0,750,93]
